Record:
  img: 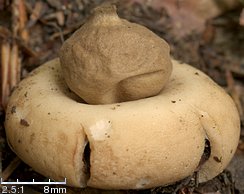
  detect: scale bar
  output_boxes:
[0,178,66,185]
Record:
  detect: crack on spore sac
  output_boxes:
[197,138,211,169]
[83,142,91,179]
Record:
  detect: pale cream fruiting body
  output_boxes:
[5,58,240,189]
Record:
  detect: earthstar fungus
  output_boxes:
[5,4,240,190]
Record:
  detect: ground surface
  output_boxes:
[0,0,244,193]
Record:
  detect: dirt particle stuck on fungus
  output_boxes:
[213,156,222,163]
[20,119,30,127]
[11,106,16,114]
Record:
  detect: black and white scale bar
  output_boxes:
[0,178,67,185]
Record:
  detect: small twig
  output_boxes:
[1,157,22,181]
[4,0,26,108]
[50,28,72,41]
[49,20,85,41]
[50,22,64,43]
[27,1,45,28]
[43,11,65,26]
[12,0,19,37]
[1,40,10,109]
[9,41,20,89]
[18,0,29,42]
[40,20,64,43]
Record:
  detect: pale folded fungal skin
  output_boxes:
[5,58,240,189]
[59,5,172,104]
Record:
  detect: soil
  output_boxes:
[0,0,244,193]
